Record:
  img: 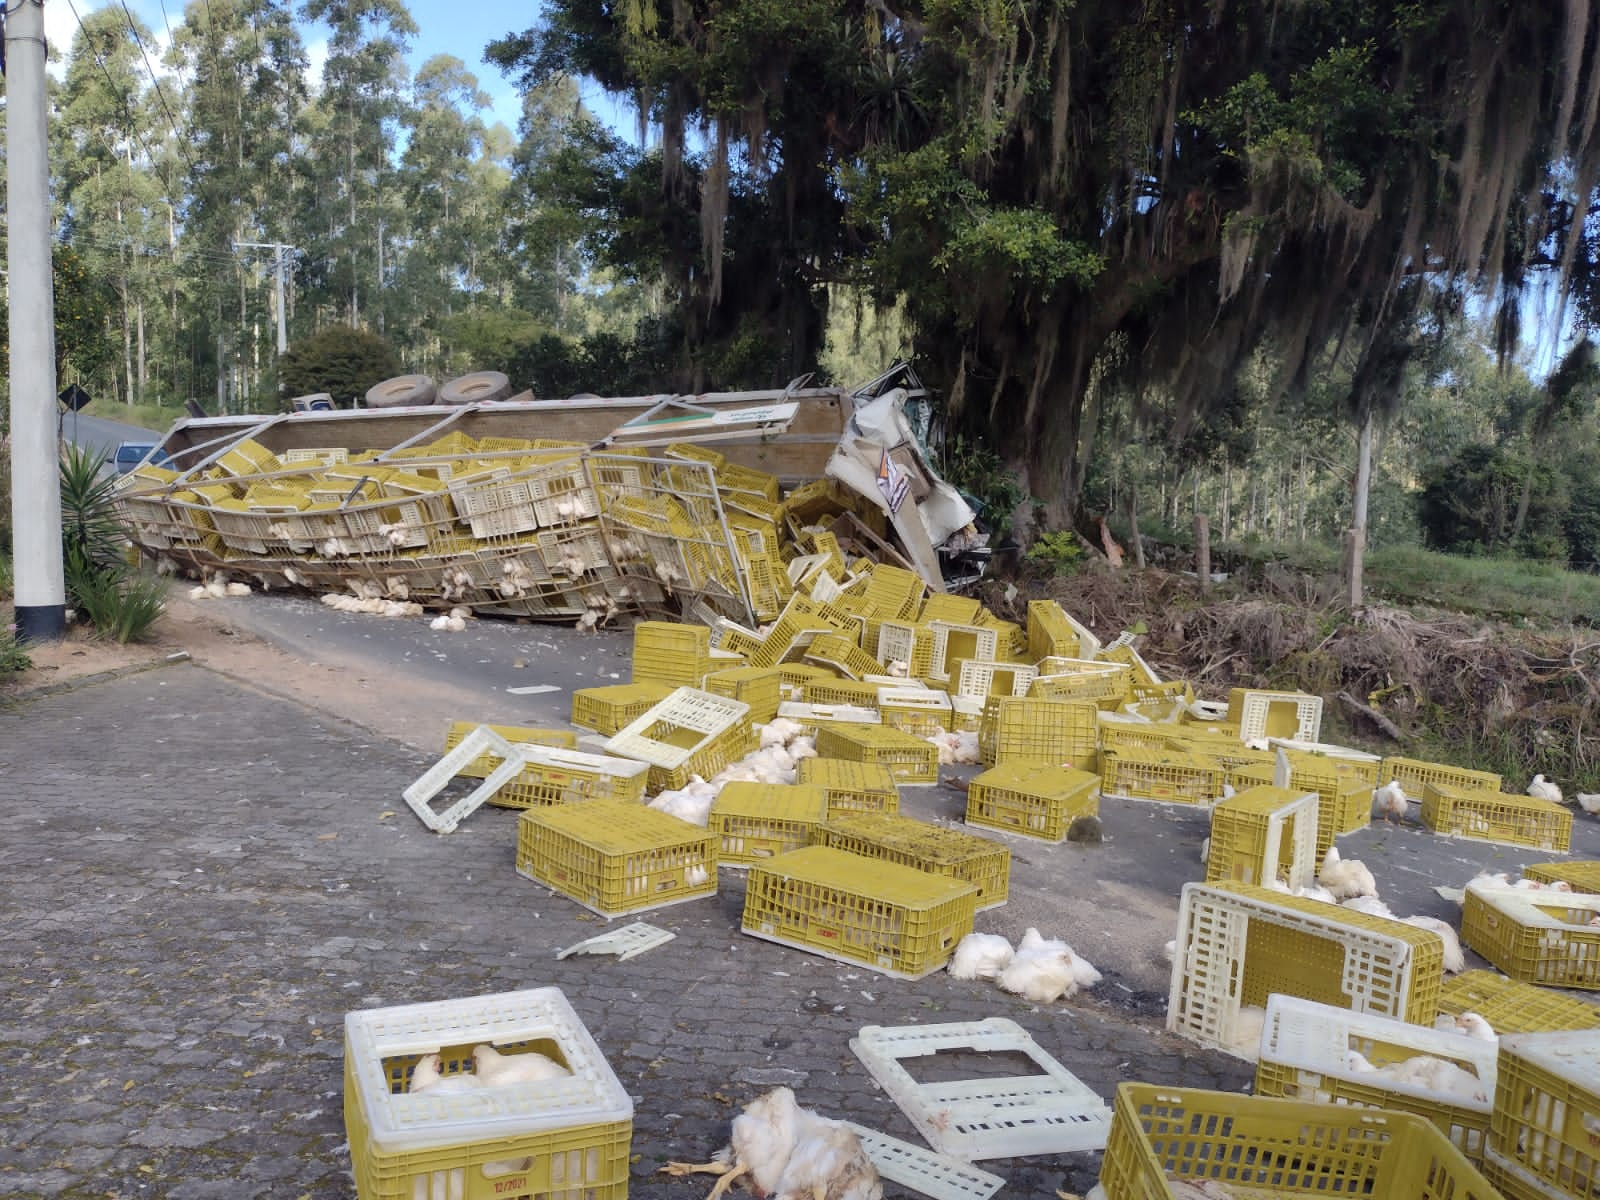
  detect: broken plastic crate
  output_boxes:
[964,762,1100,843]
[1460,881,1600,990]
[342,987,632,1200]
[795,757,900,816]
[850,1018,1112,1159]
[603,686,754,793]
[1096,1083,1500,1200]
[515,799,718,918]
[1253,994,1497,1165]
[1205,786,1320,892]
[814,812,1010,910]
[740,845,976,979]
[708,782,830,865]
[1420,782,1572,850]
[1167,881,1445,1060]
[813,724,939,784]
[1230,754,1369,859]
[1436,969,1600,1034]
[402,726,525,834]
[1488,1031,1600,1200]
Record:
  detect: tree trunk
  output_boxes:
[1127,484,1145,568]
[1510,443,1536,546]
[1297,450,1307,541]
[1347,408,1375,607]
[137,301,146,403]
[1194,513,1211,594]
[1222,461,1233,540]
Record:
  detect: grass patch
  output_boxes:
[88,402,189,435]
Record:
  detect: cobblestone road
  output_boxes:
[0,663,1256,1199]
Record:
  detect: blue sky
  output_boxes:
[48,0,632,141]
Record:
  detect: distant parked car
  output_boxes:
[113,441,172,475]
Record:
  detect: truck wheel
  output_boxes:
[365,375,436,408]
[439,371,512,405]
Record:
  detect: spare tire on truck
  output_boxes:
[364,375,436,408]
[438,370,512,405]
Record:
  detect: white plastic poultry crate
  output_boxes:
[849,1018,1113,1160]
[1254,994,1498,1164]
[844,1122,1004,1200]
[1227,688,1324,743]
[1167,882,1445,1061]
[343,987,632,1200]
[928,620,999,682]
[402,726,525,834]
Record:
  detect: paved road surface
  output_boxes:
[60,409,167,458]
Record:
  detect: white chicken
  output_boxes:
[1224,1005,1267,1059]
[410,1053,483,1094]
[1341,895,1396,920]
[650,776,723,826]
[1399,915,1466,973]
[949,932,1015,980]
[789,736,818,761]
[1371,779,1409,825]
[1436,871,1572,904]
[927,730,981,765]
[1318,846,1377,901]
[996,928,1101,1003]
[1361,1054,1489,1104]
[760,718,806,749]
[471,1044,570,1085]
[1199,837,1211,865]
[1432,1012,1496,1042]
[661,1086,881,1200]
[1577,793,1600,815]
[1528,774,1564,805]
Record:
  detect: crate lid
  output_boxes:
[823,812,1006,859]
[1466,880,1600,926]
[972,762,1099,793]
[1499,1029,1600,1077]
[344,986,632,1153]
[712,782,829,821]
[521,798,712,850]
[751,846,975,904]
[1214,785,1320,816]
[796,758,898,792]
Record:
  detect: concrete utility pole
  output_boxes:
[7,0,66,642]
[233,241,296,354]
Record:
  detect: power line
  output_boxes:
[116,0,198,176]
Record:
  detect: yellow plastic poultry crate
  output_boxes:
[1028,663,1130,706]
[815,812,1011,910]
[918,593,985,624]
[1421,782,1572,850]
[800,678,883,708]
[951,659,1039,701]
[343,987,633,1200]
[1524,860,1600,893]
[441,722,577,777]
[1099,637,1161,687]
[1379,754,1501,796]
[1097,1083,1502,1200]
[1226,687,1324,743]
[776,700,881,739]
[855,563,925,622]
[1101,748,1229,807]
[1167,882,1445,1058]
[1489,1031,1600,1200]
[1483,1149,1561,1200]
[876,687,952,737]
[1205,786,1320,891]
[1436,970,1600,1033]
[1230,757,1369,860]
[1252,995,1498,1165]
[1026,599,1095,660]
[964,763,1099,843]
[928,620,998,681]
[1268,738,1383,789]
[774,661,838,696]
[569,682,674,736]
[702,666,783,723]
[813,724,939,784]
[603,687,755,793]
[978,696,1099,768]
[795,758,900,815]
[1460,882,1600,991]
[629,621,711,689]
[515,799,717,917]
[708,782,830,865]
[491,746,649,810]
[741,846,977,980]
[803,632,884,680]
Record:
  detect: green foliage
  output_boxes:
[278,327,403,407]
[70,568,167,644]
[938,434,1027,538]
[437,310,547,374]
[1416,444,1567,556]
[935,209,1104,300]
[1027,530,1086,575]
[0,622,30,675]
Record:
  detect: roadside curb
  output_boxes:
[0,650,194,703]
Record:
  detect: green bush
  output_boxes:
[938,434,1027,539]
[57,444,165,643]
[71,568,166,644]
[278,326,403,407]
[0,623,29,674]
[1026,530,1086,574]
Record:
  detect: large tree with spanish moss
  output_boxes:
[489,0,1600,524]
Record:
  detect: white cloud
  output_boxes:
[305,36,329,92]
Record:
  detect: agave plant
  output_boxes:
[56,444,165,643]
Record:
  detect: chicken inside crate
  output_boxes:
[709,782,830,866]
[1204,786,1320,892]
[343,987,633,1200]
[1253,994,1499,1166]
[1167,881,1446,1061]
[1524,859,1600,894]
[1459,881,1600,991]
[1096,1083,1503,1200]
[1487,1030,1600,1200]
[1436,969,1600,1034]
[1420,782,1573,851]
[964,762,1099,843]
[813,811,1011,910]
[794,757,900,816]
[741,845,977,980]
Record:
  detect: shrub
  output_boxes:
[0,624,29,674]
[72,568,166,644]
[1026,530,1086,574]
[57,443,165,643]
[278,326,403,406]
[938,434,1027,539]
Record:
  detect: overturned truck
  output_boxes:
[113,367,989,628]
